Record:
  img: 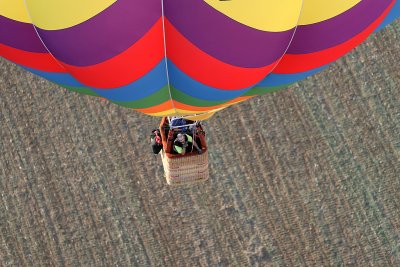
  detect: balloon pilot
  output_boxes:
[150,116,209,184]
[173,133,202,155]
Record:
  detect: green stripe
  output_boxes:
[62,85,100,97]
[111,86,170,109]
[114,86,235,109]
[170,87,229,107]
[242,85,288,96]
[61,84,287,110]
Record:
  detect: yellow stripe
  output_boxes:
[25,0,116,30]
[146,107,226,118]
[0,0,31,23]
[144,109,178,117]
[185,113,216,121]
[204,0,303,32]
[299,0,361,25]
[1,1,361,30]
[145,110,217,121]
[142,96,251,119]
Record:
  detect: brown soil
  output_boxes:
[0,22,399,266]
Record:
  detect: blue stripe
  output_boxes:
[91,61,167,101]
[21,60,253,102]
[23,61,168,102]
[376,0,400,31]
[21,66,82,87]
[258,66,327,87]
[168,60,251,101]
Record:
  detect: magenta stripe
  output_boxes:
[35,0,161,66]
[287,0,393,54]
[0,15,47,53]
[165,0,295,68]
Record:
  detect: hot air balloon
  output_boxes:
[1,0,399,184]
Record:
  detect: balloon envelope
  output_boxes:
[1,0,399,119]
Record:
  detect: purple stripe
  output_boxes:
[288,0,393,54]
[0,15,47,53]
[165,0,295,68]
[35,0,161,66]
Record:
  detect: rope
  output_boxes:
[161,0,178,116]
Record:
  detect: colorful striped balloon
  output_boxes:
[1,0,399,120]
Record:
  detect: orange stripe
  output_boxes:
[134,96,252,114]
[134,100,174,114]
[172,96,252,111]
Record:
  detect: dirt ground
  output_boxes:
[0,21,399,266]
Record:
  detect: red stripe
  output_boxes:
[274,1,394,74]
[165,20,276,90]
[61,19,164,89]
[0,43,65,72]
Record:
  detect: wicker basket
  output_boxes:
[161,150,209,185]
